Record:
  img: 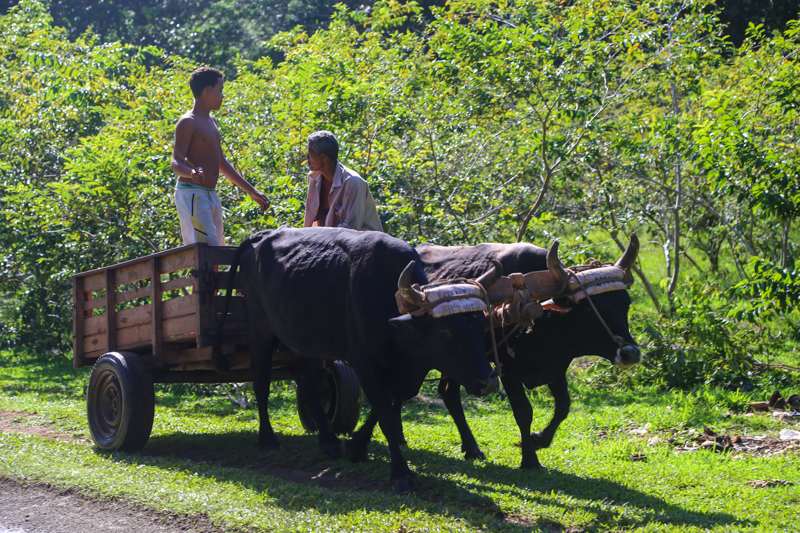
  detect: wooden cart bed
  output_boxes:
[71,243,293,383]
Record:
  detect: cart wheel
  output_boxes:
[86,351,154,452]
[297,361,362,435]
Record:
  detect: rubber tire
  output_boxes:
[86,351,155,452]
[297,361,362,435]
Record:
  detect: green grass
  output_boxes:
[1,350,799,532]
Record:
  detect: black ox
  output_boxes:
[217,226,501,491]
[416,235,641,470]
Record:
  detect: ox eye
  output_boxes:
[439,328,453,340]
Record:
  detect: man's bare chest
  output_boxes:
[192,123,220,144]
[320,182,332,210]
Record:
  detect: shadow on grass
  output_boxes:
[107,429,745,532]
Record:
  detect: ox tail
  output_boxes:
[212,234,261,372]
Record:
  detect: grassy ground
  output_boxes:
[1,350,799,532]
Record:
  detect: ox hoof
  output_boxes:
[520,459,544,471]
[530,431,553,450]
[319,440,343,459]
[463,447,486,461]
[258,440,283,453]
[391,474,421,493]
[342,440,369,463]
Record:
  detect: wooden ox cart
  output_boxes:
[72,243,361,451]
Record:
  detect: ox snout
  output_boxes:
[475,370,500,397]
[614,343,641,369]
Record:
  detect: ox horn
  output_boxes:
[476,260,503,290]
[615,233,640,271]
[546,240,569,287]
[398,261,425,307]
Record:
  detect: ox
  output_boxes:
[416,235,641,470]
[216,226,501,491]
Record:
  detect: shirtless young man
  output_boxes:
[171,67,270,246]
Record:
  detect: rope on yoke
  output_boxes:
[490,322,521,360]
[572,258,610,271]
[471,278,503,379]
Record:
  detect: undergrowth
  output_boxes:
[2,349,799,532]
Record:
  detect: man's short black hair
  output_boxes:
[189,67,223,99]
[307,131,339,162]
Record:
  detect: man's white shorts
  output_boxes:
[175,188,225,246]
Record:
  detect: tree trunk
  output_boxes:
[517,119,551,243]
[663,210,673,279]
[665,24,681,313]
[599,193,663,315]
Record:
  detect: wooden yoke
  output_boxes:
[395,270,562,315]
[485,270,563,305]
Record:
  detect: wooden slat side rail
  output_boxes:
[82,332,107,355]
[82,316,199,355]
[82,297,108,312]
[161,276,195,293]
[80,271,107,293]
[115,284,151,306]
[105,269,117,352]
[72,244,199,279]
[116,320,153,352]
[163,315,199,340]
[162,293,198,320]
[160,246,200,274]
[113,261,152,287]
[73,276,85,368]
[82,295,197,337]
[151,256,164,357]
[72,244,247,369]
[195,244,210,348]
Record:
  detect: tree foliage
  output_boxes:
[2,0,796,70]
[0,0,798,389]
[0,0,376,70]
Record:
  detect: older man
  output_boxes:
[303,131,383,232]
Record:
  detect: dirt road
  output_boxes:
[0,412,225,532]
[0,477,221,533]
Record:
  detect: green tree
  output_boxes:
[0,0,270,348]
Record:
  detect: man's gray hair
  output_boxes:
[307,130,339,162]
